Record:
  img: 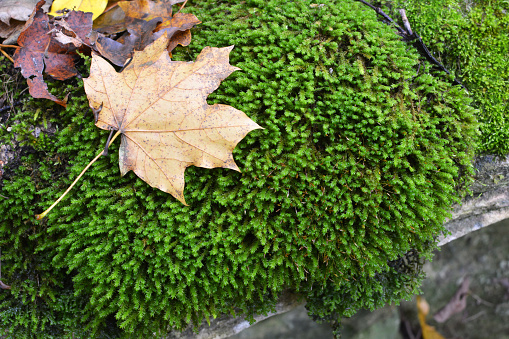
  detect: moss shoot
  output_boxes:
[0,0,478,337]
[380,0,509,155]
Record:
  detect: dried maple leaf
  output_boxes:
[83,36,261,204]
[51,10,96,49]
[49,0,107,20]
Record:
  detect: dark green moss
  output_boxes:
[380,0,509,155]
[0,0,478,336]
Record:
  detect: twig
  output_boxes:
[0,100,23,113]
[355,0,407,35]
[403,318,416,339]
[463,310,486,322]
[354,0,467,91]
[177,0,188,14]
[399,9,413,35]
[0,48,14,63]
[0,44,20,49]
[469,292,494,307]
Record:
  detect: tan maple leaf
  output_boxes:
[83,35,262,204]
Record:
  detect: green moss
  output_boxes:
[379,0,509,155]
[0,0,478,336]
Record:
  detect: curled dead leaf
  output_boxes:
[153,12,201,54]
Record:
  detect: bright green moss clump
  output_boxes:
[380,0,509,155]
[1,0,477,337]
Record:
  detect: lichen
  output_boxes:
[0,0,479,337]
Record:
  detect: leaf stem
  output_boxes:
[35,130,121,220]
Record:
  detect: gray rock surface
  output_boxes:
[439,155,509,246]
[227,305,332,339]
[166,291,305,339]
[401,218,509,339]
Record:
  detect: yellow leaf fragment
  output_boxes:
[50,0,107,20]
[417,296,446,339]
[83,36,262,205]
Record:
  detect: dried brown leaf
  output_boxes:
[83,36,262,204]
[92,3,125,34]
[13,0,94,106]
[117,0,184,21]
[13,0,75,106]
[93,0,199,65]
[51,10,95,50]
[153,12,201,54]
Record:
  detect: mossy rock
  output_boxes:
[0,0,478,337]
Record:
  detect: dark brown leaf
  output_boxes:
[93,0,200,64]
[94,17,160,66]
[13,0,94,106]
[92,4,126,35]
[13,0,75,106]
